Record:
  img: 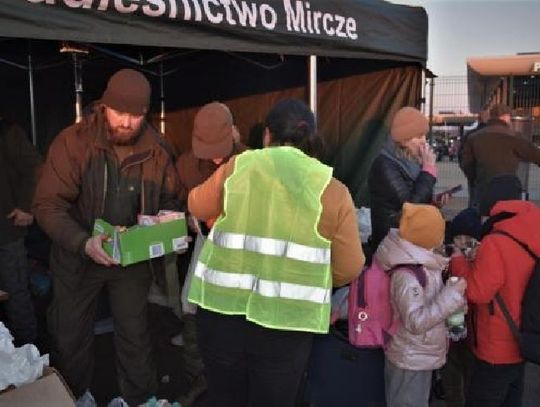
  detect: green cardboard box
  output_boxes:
[93,216,188,267]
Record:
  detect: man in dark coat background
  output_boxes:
[460,103,540,213]
[0,118,42,346]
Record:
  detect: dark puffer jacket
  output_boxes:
[368,154,436,251]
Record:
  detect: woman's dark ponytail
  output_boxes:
[265,99,325,159]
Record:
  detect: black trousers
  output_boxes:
[0,239,37,345]
[48,264,157,405]
[196,307,313,407]
[465,356,524,407]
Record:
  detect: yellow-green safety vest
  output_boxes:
[188,146,333,333]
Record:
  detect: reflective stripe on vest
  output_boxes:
[194,261,331,304]
[209,229,331,265]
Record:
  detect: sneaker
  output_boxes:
[76,390,97,407]
[170,333,184,347]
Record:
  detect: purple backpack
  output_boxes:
[346,259,426,348]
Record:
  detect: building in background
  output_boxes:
[468,53,540,199]
[424,75,476,162]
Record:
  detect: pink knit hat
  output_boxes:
[390,107,429,143]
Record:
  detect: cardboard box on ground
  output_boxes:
[93,211,188,267]
[0,367,75,406]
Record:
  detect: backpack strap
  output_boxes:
[491,230,538,260]
[490,230,538,342]
[494,293,521,341]
[389,264,427,288]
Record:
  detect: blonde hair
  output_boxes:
[395,142,420,163]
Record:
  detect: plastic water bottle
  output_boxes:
[447,277,467,341]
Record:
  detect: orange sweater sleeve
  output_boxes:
[319,179,365,287]
[188,157,235,221]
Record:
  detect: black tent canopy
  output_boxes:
[1,0,427,63]
[0,0,428,206]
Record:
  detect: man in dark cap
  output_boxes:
[461,103,540,210]
[33,69,180,405]
[175,101,246,406]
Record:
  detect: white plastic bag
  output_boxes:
[0,322,49,391]
[356,207,372,243]
[181,231,205,315]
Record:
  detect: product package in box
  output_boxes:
[93,211,188,267]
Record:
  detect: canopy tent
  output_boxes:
[467,53,540,113]
[0,0,428,206]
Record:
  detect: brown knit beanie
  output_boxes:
[399,202,445,250]
[192,102,234,160]
[390,107,429,143]
[101,69,150,115]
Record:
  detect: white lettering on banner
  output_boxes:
[97,0,110,11]
[25,0,358,41]
[64,0,93,8]
[346,16,357,40]
[322,13,334,35]
[284,0,303,32]
[143,0,166,17]
[231,0,258,28]
[115,0,139,14]
[179,0,190,19]
[168,0,177,18]
[283,0,357,40]
[305,2,312,34]
[533,62,540,73]
[192,0,203,21]
[260,3,277,30]
[220,0,237,25]
[194,262,331,304]
[203,0,223,24]
[334,15,346,38]
[312,10,321,34]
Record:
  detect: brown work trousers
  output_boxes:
[48,263,157,405]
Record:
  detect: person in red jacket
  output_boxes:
[450,174,540,406]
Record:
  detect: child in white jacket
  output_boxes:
[374,203,467,407]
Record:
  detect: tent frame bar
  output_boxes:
[28,51,37,145]
[309,55,317,117]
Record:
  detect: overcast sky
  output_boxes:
[390,0,540,76]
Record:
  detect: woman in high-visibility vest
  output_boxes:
[187,98,365,407]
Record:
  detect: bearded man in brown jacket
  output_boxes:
[33,69,180,405]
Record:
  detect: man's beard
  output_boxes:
[107,124,143,146]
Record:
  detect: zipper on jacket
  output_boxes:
[101,163,107,216]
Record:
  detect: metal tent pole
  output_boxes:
[27,48,37,146]
[308,55,317,117]
[73,53,83,123]
[160,62,165,136]
[429,77,435,143]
